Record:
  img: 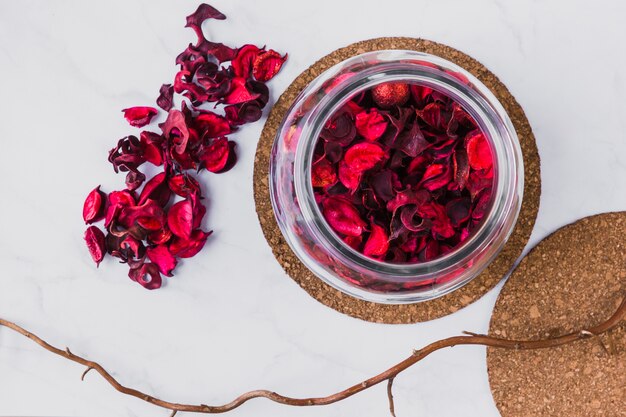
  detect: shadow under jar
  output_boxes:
[270,50,523,304]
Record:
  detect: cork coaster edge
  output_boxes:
[487,211,626,416]
[254,37,541,324]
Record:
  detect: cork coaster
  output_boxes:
[488,212,626,417]
[254,38,541,323]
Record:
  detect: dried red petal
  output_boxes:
[321,197,367,237]
[128,263,162,290]
[185,3,226,40]
[83,186,106,224]
[311,158,337,188]
[122,106,158,128]
[139,131,164,166]
[84,226,106,266]
[169,174,201,197]
[363,222,389,257]
[156,84,174,112]
[252,50,287,82]
[146,244,177,276]
[138,172,171,206]
[168,200,193,239]
[343,142,385,172]
[338,160,362,193]
[169,230,212,258]
[162,109,190,154]
[194,111,231,138]
[466,130,493,170]
[223,77,260,104]
[355,109,387,141]
[199,137,234,173]
[232,44,261,78]
[420,163,452,191]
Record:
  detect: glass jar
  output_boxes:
[269,50,523,304]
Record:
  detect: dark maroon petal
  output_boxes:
[355,109,387,141]
[122,107,158,128]
[343,235,363,251]
[224,102,262,126]
[128,263,162,290]
[84,226,106,266]
[472,190,492,220]
[83,186,107,224]
[400,205,426,232]
[363,221,389,257]
[252,50,287,82]
[417,102,450,131]
[386,189,430,214]
[321,196,367,237]
[146,244,177,276]
[125,170,146,191]
[446,197,471,227]
[451,148,470,190]
[320,109,356,146]
[156,84,174,112]
[393,122,429,157]
[410,85,433,108]
[370,170,397,202]
[185,3,226,41]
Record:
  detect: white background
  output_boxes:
[1,1,625,416]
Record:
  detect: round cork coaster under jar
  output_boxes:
[254,38,541,323]
[488,212,626,416]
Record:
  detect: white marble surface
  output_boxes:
[1,0,625,416]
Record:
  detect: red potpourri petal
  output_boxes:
[83,186,107,224]
[311,158,338,188]
[156,84,174,112]
[322,196,367,237]
[167,200,194,239]
[146,244,177,276]
[252,50,287,82]
[122,106,158,128]
[343,142,386,172]
[363,221,390,257]
[128,263,162,290]
[84,226,106,266]
[355,109,388,141]
[466,130,493,170]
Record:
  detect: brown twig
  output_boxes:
[0,296,623,415]
[387,377,396,417]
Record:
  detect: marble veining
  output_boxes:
[0,0,625,416]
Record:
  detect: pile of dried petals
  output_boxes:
[312,82,493,263]
[83,4,286,289]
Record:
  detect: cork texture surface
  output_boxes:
[488,212,626,416]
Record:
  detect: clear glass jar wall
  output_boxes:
[270,50,523,304]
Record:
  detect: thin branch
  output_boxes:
[81,366,94,381]
[0,296,623,415]
[387,377,396,417]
